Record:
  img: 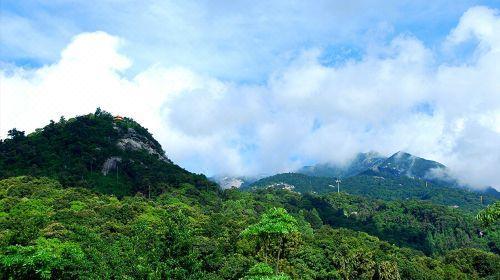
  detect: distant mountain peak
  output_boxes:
[297,151,449,183]
[297,152,386,178]
[375,151,446,180]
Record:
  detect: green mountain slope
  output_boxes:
[0,109,216,197]
[1,176,499,279]
[1,111,499,279]
[247,188,499,256]
[362,151,448,182]
[246,172,497,212]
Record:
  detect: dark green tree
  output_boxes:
[241,208,299,275]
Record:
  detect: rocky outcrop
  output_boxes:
[101,157,122,175]
[217,177,245,189]
[116,128,171,163]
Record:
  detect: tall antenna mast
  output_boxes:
[335,178,341,193]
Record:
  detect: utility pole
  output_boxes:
[335,179,341,193]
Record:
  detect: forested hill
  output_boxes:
[1,110,499,279]
[1,176,499,279]
[246,172,497,212]
[0,109,216,197]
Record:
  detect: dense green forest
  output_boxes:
[248,173,497,212]
[0,111,499,279]
[1,176,499,279]
[0,109,216,197]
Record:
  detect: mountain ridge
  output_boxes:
[244,172,497,212]
[0,109,217,197]
[298,151,449,181]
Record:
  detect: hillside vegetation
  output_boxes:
[0,109,216,197]
[248,173,496,212]
[1,176,499,279]
[0,111,499,279]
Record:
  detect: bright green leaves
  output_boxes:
[0,175,499,279]
[476,201,500,228]
[0,176,62,199]
[4,198,53,245]
[0,237,85,279]
[241,208,299,277]
[243,262,291,280]
[241,207,299,237]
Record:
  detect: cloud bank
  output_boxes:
[1,6,500,189]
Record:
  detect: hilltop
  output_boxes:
[0,109,216,197]
[0,110,499,279]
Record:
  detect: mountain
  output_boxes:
[2,176,498,279]
[210,175,262,189]
[0,109,216,197]
[211,176,246,189]
[364,151,447,180]
[298,152,386,178]
[297,151,500,198]
[1,111,499,279]
[245,172,497,212]
[298,151,448,181]
[246,173,334,194]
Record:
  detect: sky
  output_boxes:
[1,1,500,189]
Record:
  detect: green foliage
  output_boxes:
[242,208,300,275]
[0,177,208,279]
[243,263,291,280]
[0,110,217,197]
[0,176,499,279]
[1,237,85,279]
[246,188,495,256]
[443,248,500,279]
[0,112,499,279]
[477,201,500,227]
[248,262,275,275]
[242,207,299,237]
[248,173,496,212]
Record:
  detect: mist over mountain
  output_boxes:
[364,151,446,180]
[2,2,500,278]
[298,152,387,178]
[1,110,499,279]
[245,172,497,212]
[296,150,500,191]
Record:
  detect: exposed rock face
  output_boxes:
[116,128,171,163]
[102,157,122,175]
[298,152,386,178]
[217,177,245,189]
[372,151,446,179]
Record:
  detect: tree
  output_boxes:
[7,128,25,140]
[477,201,500,228]
[241,208,299,275]
[243,263,291,280]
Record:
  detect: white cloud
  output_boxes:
[1,6,500,189]
[1,1,486,81]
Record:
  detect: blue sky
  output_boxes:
[2,0,499,81]
[1,1,500,189]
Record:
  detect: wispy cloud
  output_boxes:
[2,0,498,80]
[1,4,500,189]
